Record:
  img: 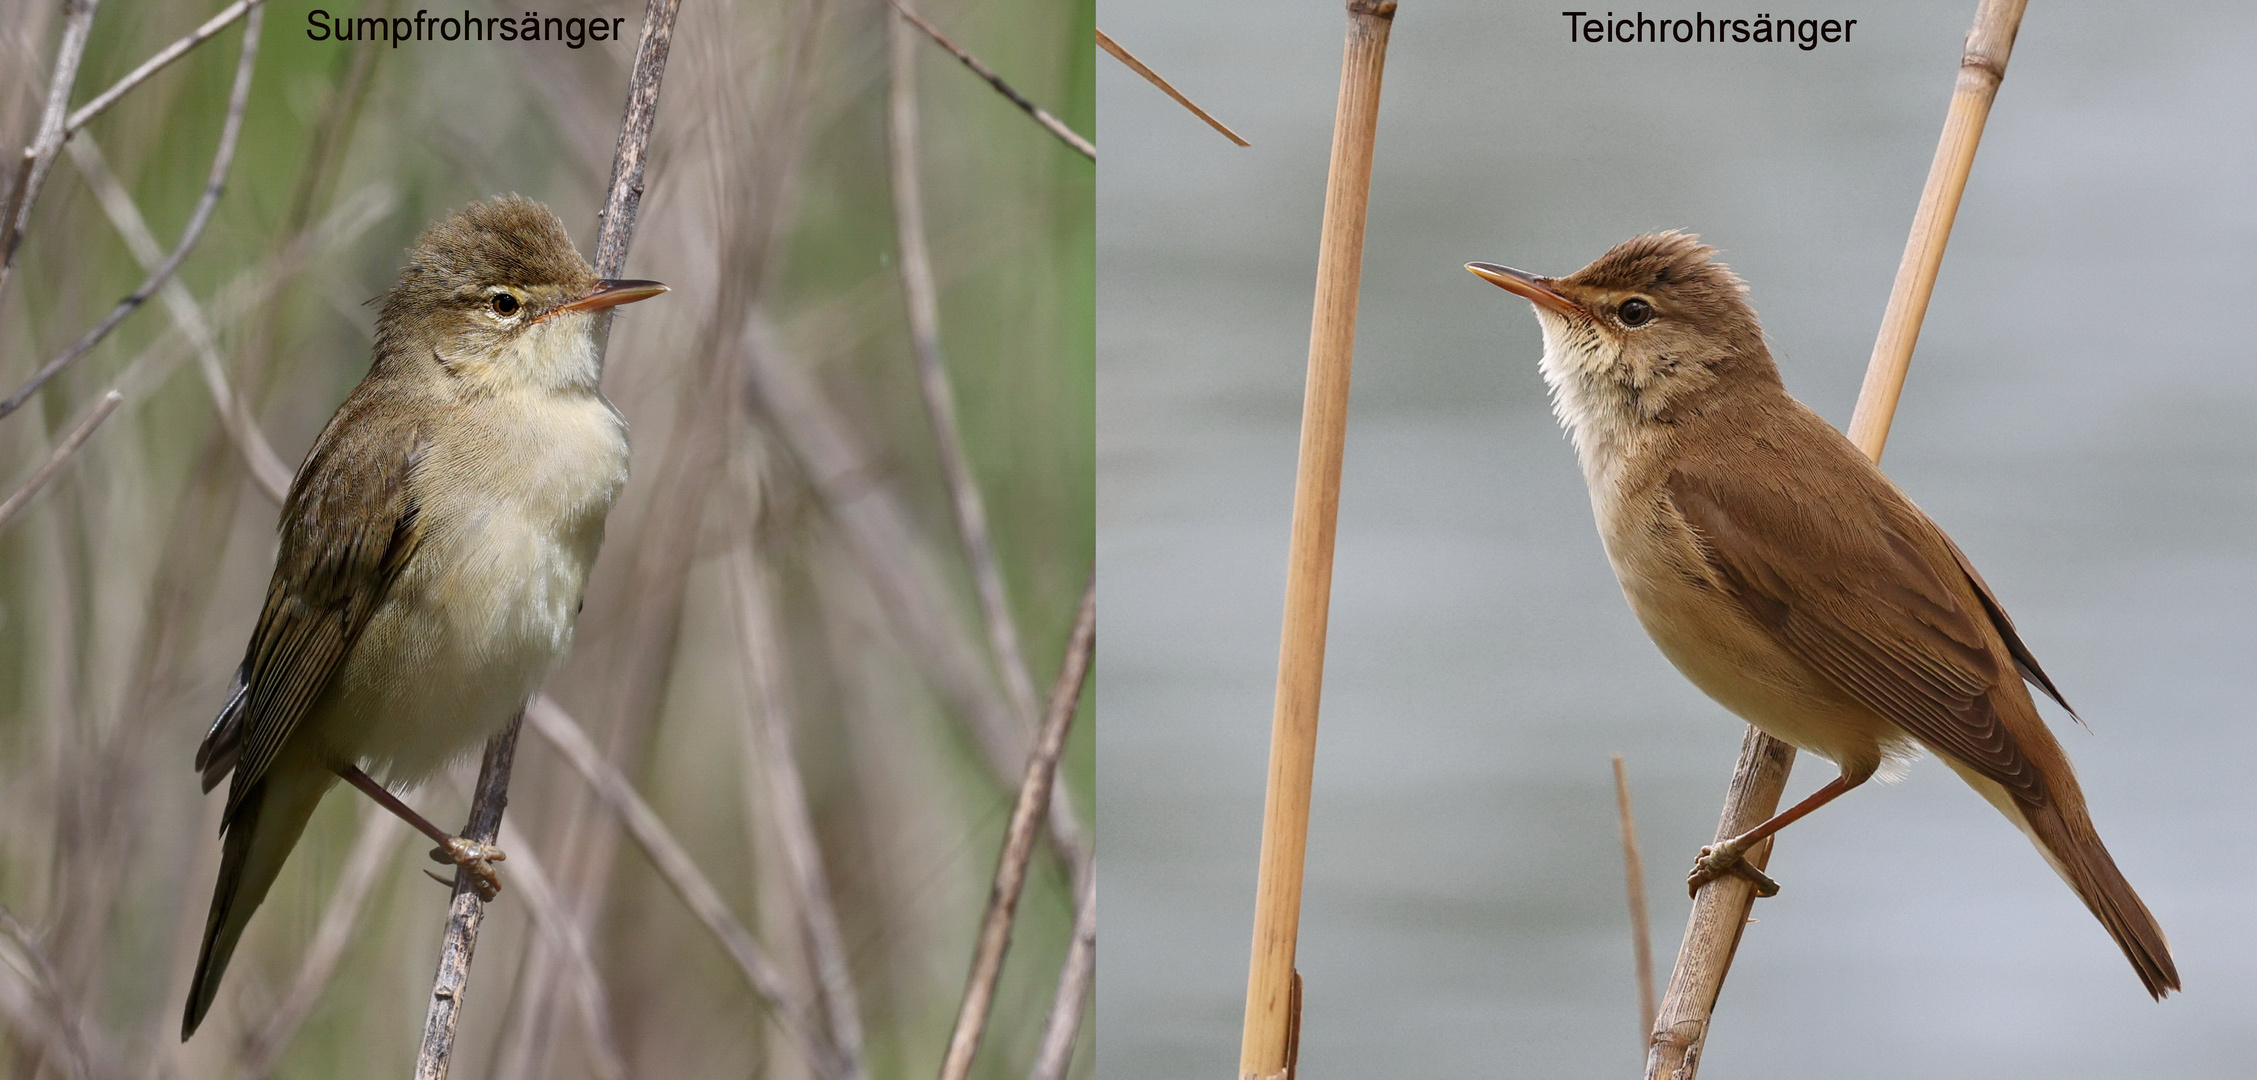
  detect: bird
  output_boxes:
[182,195,667,1038]
[1465,231,2177,998]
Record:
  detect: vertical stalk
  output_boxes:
[1238,4,1396,1078]
[1643,2,2027,1077]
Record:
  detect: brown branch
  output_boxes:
[65,0,255,135]
[937,574,1096,1080]
[1027,815,1096,1080]
[412,713,521,1080]
[728,543,866,1079]
[887,9,1046,743]
[1240,4,1396,1078]
[0,389,121,531]
[525,695,849,1080]
[414,3,679,1074]
[888,0,1094,161]
[0,0,100,305]
[0,0,262,423]
[742,312,1095,901]
[1644,4,2027,1078]
[1095,29,1248,146]
[1612,755,1655,1043]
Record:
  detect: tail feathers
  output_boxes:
[182,764,331,1040]
[2019,798,2180,1000]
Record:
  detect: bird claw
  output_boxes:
[1686,842,1780,899]
[427,838,507,902]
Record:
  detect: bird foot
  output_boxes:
[427,838,507,901]
[1687,842,1779,899]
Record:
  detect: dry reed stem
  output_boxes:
[0,0,262,423]
[743,315,1094,889]
[65,0,254,135]
[0,0,98,305]
[65,133,292,499]
[240,804,404,1077]
[0,388,119,531]
[1644,5,2027,1077]
[1848,0,2025,456]
[879,16,1097,918]
[414,3,679,1074]
[1239,4,1395,1078]
[1094,29,1247,146]
[524,695,849,1080]
[1612,755,1655,1043]
[888,0,1095,161]
[886,8,1045,749]
[936,573,1095,1080]
[414,713,521,1080]
[728,543,867,1080]
[0,905,95,1080]
[1027,853,1095,1080]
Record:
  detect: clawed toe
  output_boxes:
[1686,843,1780,899]
[427,838,507,901]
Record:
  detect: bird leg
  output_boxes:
[1687,771,1863,898]
[333,763,506,901]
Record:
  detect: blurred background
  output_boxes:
[1100,1,2254,1076]
[0,0,1091,1077]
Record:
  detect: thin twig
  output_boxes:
[0,0,100,304]
[1240,4,1396,1078]
[525,695,850,1080]
[66,132,293,500]
[743,313,1095,893]
[888,0,1094,161]
[1848,0,2026,456]
[1612,755,1655,1043]
[937,573,1096,1080]
[0,389,121,531]
[0,0,262,423]
[413,713,521,1080]
[728,542,867,1080]
[241,805,405,1077]
[1095,29,1247,146]
[1646,9,2028,1076]
[886,0,1045,797]
[0,906,94,1080]
[65,0,255,135]
[414,3,679,1075]
[1027,761,1097,1080]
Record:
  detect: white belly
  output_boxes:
[306,392,626,784]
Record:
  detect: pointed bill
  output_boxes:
[557,279,669,312]
[1466,262,1581,317]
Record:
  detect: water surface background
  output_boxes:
[1099,2,2257,1075]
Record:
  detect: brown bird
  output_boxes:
[1467,231,2177,998]
[184,196,666,1038]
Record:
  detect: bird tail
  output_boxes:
[182,763,332,1039]
[1943,758,2179,999]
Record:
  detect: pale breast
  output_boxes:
[1596,478,1909,779]
[311,389,627,784]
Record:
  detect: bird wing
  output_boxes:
[1664,462,2051,806]
[217,424,427,819]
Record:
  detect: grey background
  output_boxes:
[1098,2,2257,1077]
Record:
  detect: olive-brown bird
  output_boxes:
[183,196,666,1038]
[1467,231,2177,998]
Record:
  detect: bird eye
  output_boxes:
[1617,298,1654,327]
[490,292,520,317]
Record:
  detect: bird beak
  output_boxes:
[1466,262,1581,317]
[556,279,669,313]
